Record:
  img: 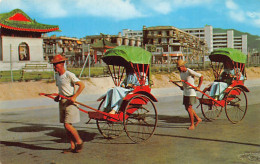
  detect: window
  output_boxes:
[18,42,30,61]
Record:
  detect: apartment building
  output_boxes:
[122,29,143,40]
[125,25,248,56]
[182,25,213,52]
[142,25,208,64]
[42,35,86,67]
[182,25,248,54]
[86,33,142,47]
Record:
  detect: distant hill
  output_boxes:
[213,28,260,52]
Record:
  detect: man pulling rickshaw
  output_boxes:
[171,48,249,124]
[41,46,158,144]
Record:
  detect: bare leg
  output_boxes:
[65,129,76,149]
[185,105,195,130]
[193,111,202,127]
[64,123,83,145]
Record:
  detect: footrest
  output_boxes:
[88,111,120,122]
[200,98,213,105]
[88,111,105,120]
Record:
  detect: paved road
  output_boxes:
[1,82,260,164]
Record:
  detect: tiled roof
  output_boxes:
[0,9,59,33]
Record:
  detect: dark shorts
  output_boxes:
[183,96,197,106]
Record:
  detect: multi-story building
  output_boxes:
[182,25,213,53]
[85,32,142,64]
[85,32,142,47]
[122,29,143,40]
[125,25,248,56]
[42,35,85,67]
[142,26,208,64]
[182,25,248,55]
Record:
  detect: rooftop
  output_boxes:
[0,9,59,33]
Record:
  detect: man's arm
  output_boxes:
[71,81,85,102]
[188,69,203,91]
[196,75,203,90]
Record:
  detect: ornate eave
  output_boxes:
[0,9,59,33]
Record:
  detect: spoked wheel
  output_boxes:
[201,89,223,121]
[96,99,124,139]
[225,86,248,124]
[123,94,157,143]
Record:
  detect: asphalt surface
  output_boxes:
[1,79,260,164]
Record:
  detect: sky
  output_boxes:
[0,0,260,38]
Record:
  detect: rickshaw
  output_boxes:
[174,48,249,124]
[40,46,158,143]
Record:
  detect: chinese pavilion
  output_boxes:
[0,9,59,70]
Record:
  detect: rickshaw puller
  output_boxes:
[176,59,203,130]
[51,54,85,153]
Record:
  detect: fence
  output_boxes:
[1,55,259,82]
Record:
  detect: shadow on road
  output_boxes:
[157,115,210,129]
[0,140,61,151]
[154,133,260,147]
[1,121,97,151]
[158,115,191,123]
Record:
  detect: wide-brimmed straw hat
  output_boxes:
[176,59,187,67]
[50,54,68,64]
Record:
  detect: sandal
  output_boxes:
[75,142,84,153]
[62,148,75,154]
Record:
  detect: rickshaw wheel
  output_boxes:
[96,99,124,139]
[225,86,248,124]
[123,94,158,143]
[201,88,223,121]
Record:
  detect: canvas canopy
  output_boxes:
[102,46,152,65]
[209,48,247,64]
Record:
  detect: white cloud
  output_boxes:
[141,0,213,15]
[74,0,144,20]
[253,19,260,27]
[225,0,238,10]
[0,0,144,20]
[225,0,260,28]
[141,0,172,14]
[173,0,213,7]
[0,0,67,18]
[153,2,172,14]
[31,0,68,18]
[229,10,245,22]
[1,0,259,29]
[247,12,260,19]
[0,0,27,11]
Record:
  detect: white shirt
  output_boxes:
[180,68,202,96]
[55,71,80,97]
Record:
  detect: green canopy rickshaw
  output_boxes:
[93,46,158,143]
[199,48,250,123]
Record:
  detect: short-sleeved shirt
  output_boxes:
[180,68,202,96]
[55,71,80,97]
